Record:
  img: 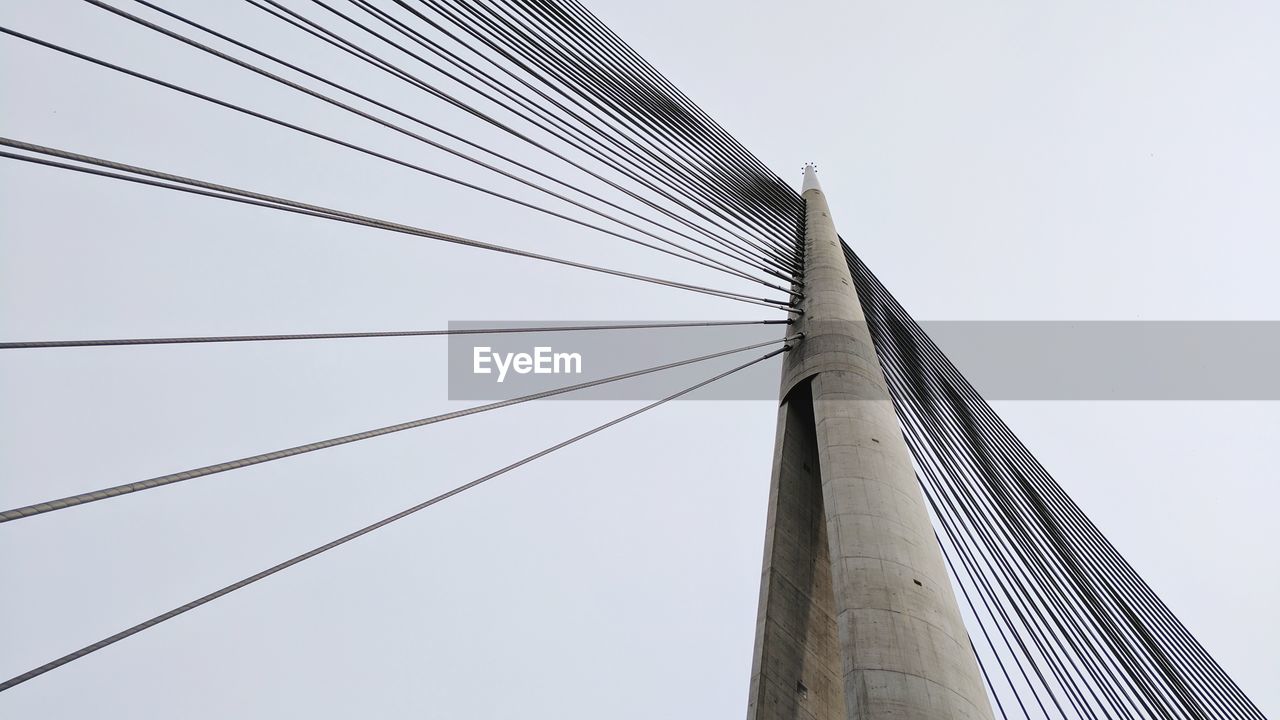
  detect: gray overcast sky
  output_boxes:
[2,0,1277,717]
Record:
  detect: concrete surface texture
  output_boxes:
[746,166,994,719]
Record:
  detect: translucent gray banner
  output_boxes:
[446,321,1280,401]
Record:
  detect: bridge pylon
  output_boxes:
[746,165,995,720]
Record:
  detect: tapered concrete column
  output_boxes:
[747,166,994,719]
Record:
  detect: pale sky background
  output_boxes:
[2,1,1277,717]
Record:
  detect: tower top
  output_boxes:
[801,163,822,193]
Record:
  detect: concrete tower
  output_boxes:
[746,165,995,719]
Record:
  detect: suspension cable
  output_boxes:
[0,335,798,522]
[0,345,789,692]
[0,320,789,350]
[0,141,797,311]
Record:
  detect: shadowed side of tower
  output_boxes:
[746,166,994,720]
